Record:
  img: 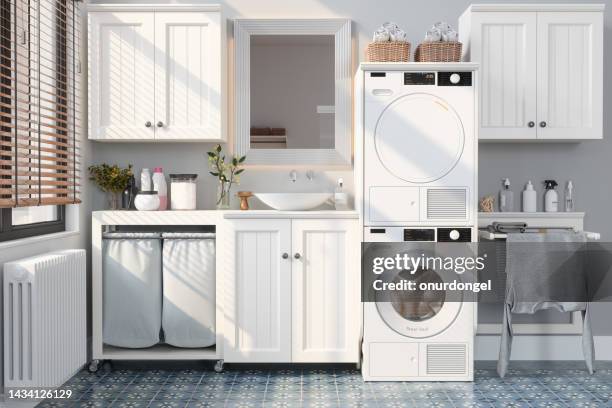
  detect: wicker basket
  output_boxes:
[415,42,462,62]
[366,41,411,62]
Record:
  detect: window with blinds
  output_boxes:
[0,0,80,209]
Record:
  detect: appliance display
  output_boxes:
[361,227,476,381]
[363,64,478,226]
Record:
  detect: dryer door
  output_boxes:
[376,265,463,339]
[374,93,465,183]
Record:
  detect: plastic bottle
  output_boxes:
[544,180,559,212]
[565,181,574,212]
[334,178,349,210]
[152,167,168,210]
[522,180,537,213]
[140,168,152,191]
[499,178,514,212]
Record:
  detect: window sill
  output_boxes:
[0,230,80,250]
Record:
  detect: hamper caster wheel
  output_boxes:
[214,359,224,373]
[88,360,101,373]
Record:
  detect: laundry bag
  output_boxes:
[161,232,216,348]
[102,232,162,348]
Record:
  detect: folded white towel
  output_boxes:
[382,21,400,32]
[373,28,391,43]
[425,28,442,42]
[373,22,408,43]
[433,21,452,34]
[390,29,408,42]
[442,29,458,42]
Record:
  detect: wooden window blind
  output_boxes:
[0,0,80,208]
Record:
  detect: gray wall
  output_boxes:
[87,0,612,336]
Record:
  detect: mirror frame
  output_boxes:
[234,19,352,166]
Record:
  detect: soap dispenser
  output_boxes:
[334,178,349,210]
[544,180,559,212]
[499,178,514,212]
[522,180,536,213]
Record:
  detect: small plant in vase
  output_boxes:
[88,163,133,210]
[207,144,246,209]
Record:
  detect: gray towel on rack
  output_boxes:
[498,231,594,377]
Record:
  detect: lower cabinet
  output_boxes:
[223,218,360,363]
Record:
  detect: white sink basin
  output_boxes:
[255,193,332,211]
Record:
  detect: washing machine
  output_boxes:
[362,63,478,227]
[361,226,476,381]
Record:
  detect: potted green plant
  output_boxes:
[88,164,133,210]
[207,144,246,209]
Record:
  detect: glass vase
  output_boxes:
[107,192,120,210]
[216,181,231,210]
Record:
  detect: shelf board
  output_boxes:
[102,344,218,360]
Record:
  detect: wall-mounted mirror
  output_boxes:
[234,19,352,166]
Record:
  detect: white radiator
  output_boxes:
[3,249,86,389]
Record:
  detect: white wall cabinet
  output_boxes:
[88,5,223,141]
[223,218,360,363]
[460,4,604,141]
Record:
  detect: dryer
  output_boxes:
[362,64,478,227]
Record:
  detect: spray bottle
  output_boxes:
[544,180,559,212]
[499,178,514,212]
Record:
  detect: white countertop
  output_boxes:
[223,210,358,219]
[92,210,358,224]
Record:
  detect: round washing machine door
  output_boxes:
[376,264,463,339]
[374,93,465,183]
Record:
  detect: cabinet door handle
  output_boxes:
[145,121,152,128]
[528,121,535,128]
[294,253,301,259]
[539,121,547,128]
[157,121,164,128]
[282,253,289,259]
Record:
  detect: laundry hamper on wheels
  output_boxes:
[162,232,216,348]
[102,232,162,348]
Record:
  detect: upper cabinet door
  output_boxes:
[536,12,603,140]
[154,12,223,141]
[471,12,537,140]
[224,219,292,363]
[88,12,156,140]
[291,219,360,363]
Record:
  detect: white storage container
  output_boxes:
[170,174,198,210]
[161,232,216,347]
[102,232,162,348]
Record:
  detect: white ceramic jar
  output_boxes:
[170,174,197,210]
[134,191,160,211]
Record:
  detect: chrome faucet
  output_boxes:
[289,170,297,183]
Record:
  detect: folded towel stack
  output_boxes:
[425,21,458,42]
[372,21,408,43]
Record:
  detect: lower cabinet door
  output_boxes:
[291,219,360,362]
[224,219,292,362]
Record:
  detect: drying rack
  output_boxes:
[476,212,599,335]
[479,226,601,241]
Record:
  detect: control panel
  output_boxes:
[437,228,472,242]
[438,72,472,87]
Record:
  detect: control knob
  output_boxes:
[449,73,461,84]
[449,229,461,241]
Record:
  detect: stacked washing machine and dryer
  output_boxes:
[359,63,478,381]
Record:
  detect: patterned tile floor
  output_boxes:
[33,362,612,408]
